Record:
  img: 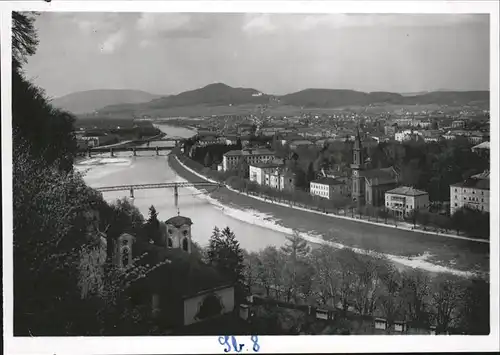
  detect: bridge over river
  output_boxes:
[79,145,175,157]
[95,182,224,210]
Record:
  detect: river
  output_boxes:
[75,124,289,252]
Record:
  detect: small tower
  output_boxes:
[351,126,365,207]
[114,233,135,269]
[165,216,193,253]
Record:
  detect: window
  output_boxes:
[182,238,189,251]
[455,188,457,192]
[167,237,173,248]
[168,229,173,235]
[455,203,457,206]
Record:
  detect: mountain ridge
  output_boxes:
[51,89,162,114]
[59,84,489,116]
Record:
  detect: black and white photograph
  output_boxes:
[2,1,499,354]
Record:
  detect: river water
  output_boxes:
[75,124,289,252]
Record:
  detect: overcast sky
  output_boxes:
[23,12,490,98]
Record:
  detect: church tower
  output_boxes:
[351,126,365,206]
[165,216,193,253]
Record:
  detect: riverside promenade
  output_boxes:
[168,154,489,275]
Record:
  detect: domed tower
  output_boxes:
[165,216,193,253]
[114,233,135,269]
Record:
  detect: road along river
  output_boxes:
[74,124,489,278]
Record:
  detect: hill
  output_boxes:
[50,89,162,114]
[98,83,271,114]
[95,84,489,116]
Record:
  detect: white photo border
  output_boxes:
[2,1,499,354]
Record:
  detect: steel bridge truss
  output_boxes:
[95,182,224,211]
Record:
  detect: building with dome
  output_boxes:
[110,214,237,332]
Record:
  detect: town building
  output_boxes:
[394,130,423,142]
[82,214,237,332]
[450,171,490,215]
[310,177,349,200]
[384,125,397,136]
[452,120,466,129]
[471,141,490,158]
[289,140,314,150]
[384,186,430,218]
[222,148,275,172]
[197,136,220,147]
[249,161,284,185]
[263,167,297,192]
[351,128,399,207]
[224,136,239,145]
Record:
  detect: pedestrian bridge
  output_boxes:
[95,181,224,208]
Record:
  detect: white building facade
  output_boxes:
[310,177,348,200]
[385,186,429,218]
[450,171,490,215]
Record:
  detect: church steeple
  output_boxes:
[353,124,364,167]
[351,123,365,207]
[354,125,362,150]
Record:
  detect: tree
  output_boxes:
[207,227,245,288]
[306,162,316,184]
[430,275,464,334]
[258,246,284,299]
[377,261,404,323]
[280,232,313,303]
[12,12,39,71]
[400,269,431,325]
[242,251,262,294]
[12,13,76,172]
[310,245,339,307]
[13,138,105,335]
[204,151,213,167]
[145,205,161,244]
[457,278,490,335]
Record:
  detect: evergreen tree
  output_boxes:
[147,205,158,225]
[204,151,213,167]
[207,227,245,286]
[145,205,161,243]
[235,138,243,150]
[306,161,316,184]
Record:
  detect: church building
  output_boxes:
[111,215,237,332]
[351,128,399,207]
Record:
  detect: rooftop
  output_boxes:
[451,171,490,190]
[139,246,232,298]
[165,216,193,227]
[224,149,275,157]
[386,186,428,196]
[311,177,346,186]
[290,140,314,145]
[361,167,398,182]
[472,141,490,150]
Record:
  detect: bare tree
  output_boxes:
[310,244,339,307]
[430,275,465,334]
[281,231,310,303]
[400,269,432,325]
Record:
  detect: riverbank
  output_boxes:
[167,153,489,276]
